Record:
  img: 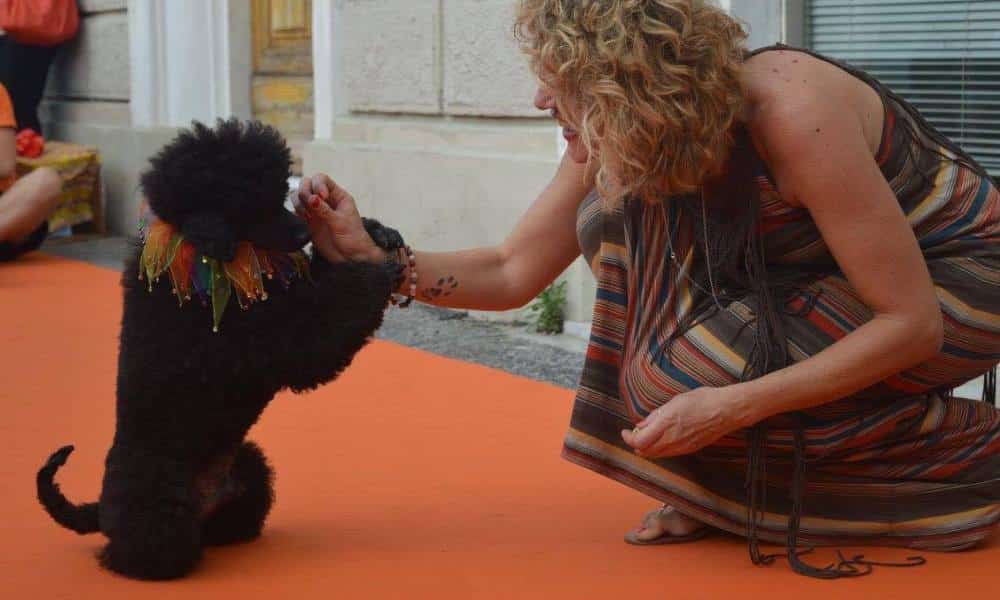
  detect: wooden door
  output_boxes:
[251,0,313,174]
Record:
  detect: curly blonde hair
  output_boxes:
[515,0,747,203]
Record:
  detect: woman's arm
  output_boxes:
[300,152,592,311]
[728,90,943,425]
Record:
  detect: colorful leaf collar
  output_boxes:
[138,217,311,332]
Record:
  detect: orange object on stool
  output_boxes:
[15,129,44,158]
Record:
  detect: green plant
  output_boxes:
[530,281,567,334]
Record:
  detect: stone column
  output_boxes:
[129,0,250,128]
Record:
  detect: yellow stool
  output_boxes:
[16,141,103,233]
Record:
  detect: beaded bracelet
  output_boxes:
[386,248,407,291]
[400,245,417,307]
[389,245,417,308]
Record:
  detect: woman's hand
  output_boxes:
[620,386,750,458]
[296,173,384,263]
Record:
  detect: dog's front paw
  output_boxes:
[362,218,404,251]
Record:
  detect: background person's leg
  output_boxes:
[0,167,61,246]
[0,39,60,134]
[0,36,14,99]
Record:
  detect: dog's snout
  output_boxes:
[242,210,312,253]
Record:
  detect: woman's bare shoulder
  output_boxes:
[741,50,883,159]
[743,50,843,121]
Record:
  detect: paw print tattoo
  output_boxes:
[420,276,459,300]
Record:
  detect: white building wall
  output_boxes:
[441,0,539,118]
[306,0,593,323]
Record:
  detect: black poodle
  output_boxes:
[35,119,400,580]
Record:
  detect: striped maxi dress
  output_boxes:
[566,47,1000,562]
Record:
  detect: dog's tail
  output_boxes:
[37,446,100,534]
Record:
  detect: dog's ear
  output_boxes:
[180,212,238,262]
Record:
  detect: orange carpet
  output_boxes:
[1,253,996,599]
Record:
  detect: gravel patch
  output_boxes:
[378,305,584,388]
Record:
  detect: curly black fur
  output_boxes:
[201,442,274,546]
[141,119,291,228]
[36,119,398,580]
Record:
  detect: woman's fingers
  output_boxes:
[306,194,343,230]
[297,175,314,205]
[638,436,686,458]
[310,173,331,200]
[303,195,346,262]
[297,173,375,263]
[621,422,655,450]
[622,409,675,452]
[332,188,359,218]
[622,427,683,458]
[301,172,361,217]
[314,174,360,214]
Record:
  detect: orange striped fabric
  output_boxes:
[566,48,1000,553]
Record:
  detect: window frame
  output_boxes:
[799,0,1000,180]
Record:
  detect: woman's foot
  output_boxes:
[624,505,710,545]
